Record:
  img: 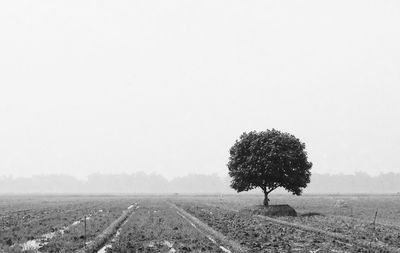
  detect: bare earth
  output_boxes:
[1,194,400,252]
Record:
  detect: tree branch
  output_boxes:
[267,185,279,194]
[261,185,267,194]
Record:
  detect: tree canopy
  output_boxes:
[227,129,312,206]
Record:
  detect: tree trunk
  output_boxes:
[263,192,269,207]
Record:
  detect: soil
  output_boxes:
[110,200,226,252]
[277,215,400,249]
[240,205,297,217]
[3,195,400,253]
[176,203,368,252]
[0,197,136,253]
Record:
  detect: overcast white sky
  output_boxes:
[0,0,399,179]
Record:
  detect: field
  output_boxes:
[1,194,400,253]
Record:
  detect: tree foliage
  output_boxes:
[227,129,312,205]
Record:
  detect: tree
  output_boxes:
[227,129,312,206]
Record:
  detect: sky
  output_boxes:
[0,0,399,180]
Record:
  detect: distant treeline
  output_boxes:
[0,172,399,194]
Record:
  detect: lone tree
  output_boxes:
[228,129,312,207]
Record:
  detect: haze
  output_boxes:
[1,0,399,180]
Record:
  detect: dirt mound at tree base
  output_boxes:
[300,212,323,217]
[240,205,297,217]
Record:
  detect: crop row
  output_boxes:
[276,214,400,249]
[174,202,367,252]
[109,200,225,252]
[0,197,137,253]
